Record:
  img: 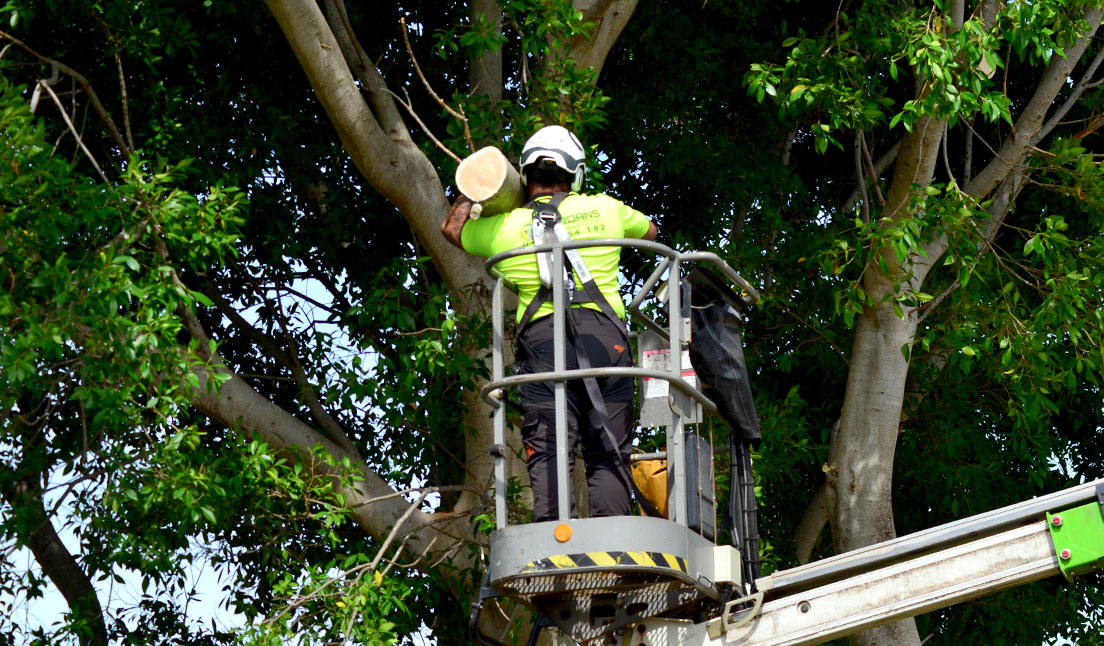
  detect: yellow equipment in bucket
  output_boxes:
[632,458,669,518]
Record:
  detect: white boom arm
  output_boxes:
[628,479,1104,646]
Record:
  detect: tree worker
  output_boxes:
[441,125,658,522]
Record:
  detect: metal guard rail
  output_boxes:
[484,238,760,306]
[478,238,759,411]
[480,367,720,414]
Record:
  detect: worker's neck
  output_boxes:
[528,181,572,196]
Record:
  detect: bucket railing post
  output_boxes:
[492,276,508,530]
[551,241,571,521]
[667,258,688,527]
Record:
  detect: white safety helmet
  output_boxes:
[519,125,586,192]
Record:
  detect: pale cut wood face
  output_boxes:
[457,146,511,201]
[456,146,524,216]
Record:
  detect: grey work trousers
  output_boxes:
[515,308,634,522]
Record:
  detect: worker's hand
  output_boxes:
[450,195,473,218]
[441,195,474,249]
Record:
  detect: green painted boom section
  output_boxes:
[1047,484,1104,580]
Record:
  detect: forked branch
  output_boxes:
[0,29,132,159]
[400,17,475,154]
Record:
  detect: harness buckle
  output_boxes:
[536,207,560,226]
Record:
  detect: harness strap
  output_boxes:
[520,193,637,507]
[520,193,623,331]
[566,311,633,487]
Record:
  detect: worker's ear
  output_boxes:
[571,165,585,192]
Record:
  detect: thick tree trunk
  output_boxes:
[824,9,1104,643]
[833,164,930,646]
[827,113,944,646]
[831,292,923,646]
[569,0,640,78]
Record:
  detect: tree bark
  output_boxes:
[470,0,503,109]
[569,0,640,79]
[826,9,1104,646]
[1,472,109,646]
[188,364,470,562]
[263,0,486,295]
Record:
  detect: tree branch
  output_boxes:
[940,122,957,186]
[198,278,360,457]
[963,118,974,184]
[965,5,1104,200]
[38,82,108,183]
[320,0,405,134]
[94,11,134,155]
[387,87,463,164]
[264,0,483,296]
[860,132,887,207]
[842,139,899,214]
[187,359,461,560]
[854,131,871,224]
[399,17,473,153]
[1033,37,1104,145]
[1,470,109,646]
[567,0,641,79]
[0,30,131,159]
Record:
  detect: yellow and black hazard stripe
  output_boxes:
[520,551,687,574]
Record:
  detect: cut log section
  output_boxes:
[455,146,524,218]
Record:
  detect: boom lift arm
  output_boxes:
[631,479,1104,646]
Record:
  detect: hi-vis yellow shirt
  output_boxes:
[461,193,651,325]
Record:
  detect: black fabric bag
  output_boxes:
[686,268,762,446]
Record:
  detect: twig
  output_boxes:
[378,536,409,577]
[778,298,850,365]
[402,419,482,483]
[941,122,956,185]
[991,245,1042,295]
[367,490,430,572]
[341,605,362,646]
[237,373,297,382]
[0,30,131,158]
[964,118,974,184]
[916,278,960,325]
[422,535,466,569]
[96,12,135,154]
[1025,144,1057,158]
[348,484,470,510]
[854,131,871,224]
[1035,36,1104,145]
[399,17,474,153]
[961,117,1000,159]
[843,138,898,213]
[391,534,441,570]
[385,88,463,163]
[859,132,887,206]
[39,81,108,182]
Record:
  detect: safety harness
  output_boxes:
[518,192,623,331]
[516,192,636,508]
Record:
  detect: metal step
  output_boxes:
[496,563,706,643]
